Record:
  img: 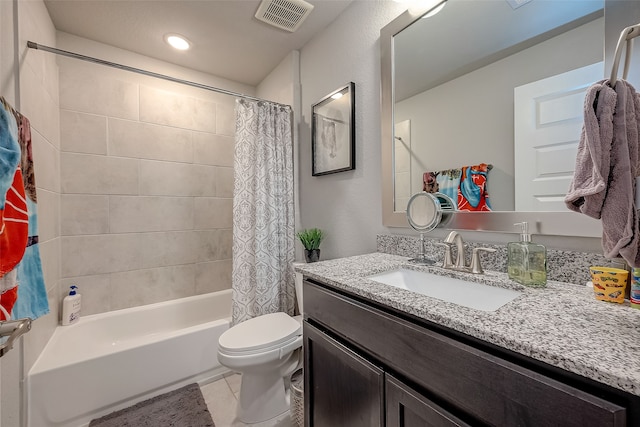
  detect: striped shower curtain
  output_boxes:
[231,99,295,325]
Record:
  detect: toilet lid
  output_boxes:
[219,312,302,353]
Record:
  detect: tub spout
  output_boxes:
[0,318,32,357]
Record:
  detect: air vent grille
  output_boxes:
[506,0,532,10]
[255,0,315,33]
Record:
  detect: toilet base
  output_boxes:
[238,410,291,427]
[236,353,300,424]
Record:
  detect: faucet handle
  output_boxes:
[470,247,497,274]
[435,242,455,268]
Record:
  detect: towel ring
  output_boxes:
[610,24,640,88]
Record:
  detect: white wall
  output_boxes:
[1,0,62,424]
[299,2,407,260]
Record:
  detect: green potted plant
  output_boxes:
[296,228,325,263]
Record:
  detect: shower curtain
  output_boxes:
[231,99,295,325]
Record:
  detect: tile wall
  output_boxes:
[58,58,235,315]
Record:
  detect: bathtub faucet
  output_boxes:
[0,318,32,357]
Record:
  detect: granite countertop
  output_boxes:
[295,252,640,397]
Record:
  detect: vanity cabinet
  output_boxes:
[303,279,636,427]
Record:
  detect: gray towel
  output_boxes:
[565,79,640,267]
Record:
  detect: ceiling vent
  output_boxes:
[506,0,532,10]
[255,0,315,33]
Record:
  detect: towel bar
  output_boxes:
[0,318,32,357]
[610,23,640,88]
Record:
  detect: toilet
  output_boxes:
[217,267,305,425]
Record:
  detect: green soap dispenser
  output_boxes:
[507,222,547,287]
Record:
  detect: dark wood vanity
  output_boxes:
[303,278,640,426]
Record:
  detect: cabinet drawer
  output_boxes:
[304,281,627,427]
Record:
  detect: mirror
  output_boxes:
[381,0,613,236]
[406,191,455,264]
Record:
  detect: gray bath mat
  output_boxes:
[89,383,215,427]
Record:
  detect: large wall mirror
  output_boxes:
[381,0,640,237]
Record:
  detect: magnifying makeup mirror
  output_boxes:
[406,192,455,264]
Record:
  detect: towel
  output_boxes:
[434,168,461,202]
[458,163,492,211]
[565,80,640,267]
[0,97,49,320]
[424,164,492,211]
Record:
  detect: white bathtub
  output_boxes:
[27,290,232,427]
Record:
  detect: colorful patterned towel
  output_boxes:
[423,163,492,211]
[0,97,48,320]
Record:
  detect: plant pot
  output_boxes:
[304,249,321,263]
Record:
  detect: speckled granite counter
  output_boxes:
[295,252,640,397]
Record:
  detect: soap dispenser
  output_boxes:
[507,222,547,287]
[62,285,81,326]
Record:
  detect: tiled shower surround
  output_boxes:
[58,57,235,315]
[377,234,622,286]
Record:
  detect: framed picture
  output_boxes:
[312,82,355,176]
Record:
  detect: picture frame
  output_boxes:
[311,82,355,176]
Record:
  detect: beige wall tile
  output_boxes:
[60,110,107,154]
[62,231,198,277]
[195,260,232,294]
[193,97,217,133]
[59,65,139,120]
[109,265,195,310]
[139,160,216,197]
[197,229,232,263]
[32,130,60,193]
[20,63,60,148]
[109,196,194,233]
[139,85,195,129]
[61,194,109,235]
[194,197,232,229]
[109,118,193,162]
[60,274,111,316]
[215,166,234,198]
[38,238,60,292]
[36,189,60,242]
[61,153,138,195]
[57,50,238,314]
[216,102,235,137]
[193,132,234,167]
[192,164,218,197]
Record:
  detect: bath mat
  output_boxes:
[89,383,215,427]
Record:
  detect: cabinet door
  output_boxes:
[386,375,471,427]
[303,321,384,427]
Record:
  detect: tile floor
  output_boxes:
[200,373,293,427]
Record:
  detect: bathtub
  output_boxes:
[27,289,232,427]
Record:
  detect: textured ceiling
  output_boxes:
[44,0,353,86]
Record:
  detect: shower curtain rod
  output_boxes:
[27,41,290,108]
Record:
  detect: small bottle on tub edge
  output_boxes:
[61,285,81,325]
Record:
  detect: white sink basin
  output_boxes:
[367,268,521,312]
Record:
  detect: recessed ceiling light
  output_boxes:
[164,33,191,51]
[331,92,344,100]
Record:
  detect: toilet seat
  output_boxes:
[219,312,301,356]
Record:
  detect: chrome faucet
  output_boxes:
[439,231,496,274]
[444,231,466,268]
